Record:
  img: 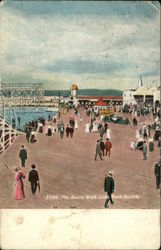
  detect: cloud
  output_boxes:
[0,2,160,90]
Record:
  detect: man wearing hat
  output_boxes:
[154,160,161,189]
[94,140,103,161]
[100,139,105,157]
[28,164,40,194]
[104,171,115,208]
[19,145,27,168]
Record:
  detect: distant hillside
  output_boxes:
[44,89,122,97]
[78,89,122,96]
[45,90,70,97]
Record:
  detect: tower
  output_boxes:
[139,75,143,87]
[71,84,78,107]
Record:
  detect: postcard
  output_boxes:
[0,1,160,249]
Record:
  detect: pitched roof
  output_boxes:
[95,98,107,106]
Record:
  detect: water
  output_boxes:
[5,107,57,131]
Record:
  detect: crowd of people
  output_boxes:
[130,116,161,161]
[24,114,81,141]
[15,102,160,206]
[129,110,161,189]
[94,138,112,161]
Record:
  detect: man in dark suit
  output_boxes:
[95,140,103,161]
[19,145,27,167]
[100,139,105,157]
[133,117,137,126]
[25,128,30,143]
[28,164,40,194]
[104,171,115,208]
[69,126,74,138]
[154,160,161,189]
[66,124,70,138]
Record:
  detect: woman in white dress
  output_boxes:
[45,126,48,135]
[37,121,42,132]
[75,120,78,129]
[52,125,55,135]
[106,128,111,139]
[100,115,104,121]
[85,122,90,133]
[93,121,98,133]
[130,140,135,150]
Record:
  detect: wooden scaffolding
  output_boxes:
[1,82,45,107]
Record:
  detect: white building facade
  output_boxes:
[123,89,137,106]
[123,84,160,109]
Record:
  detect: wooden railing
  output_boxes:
[0,117,17,155]
[0,92,18,155]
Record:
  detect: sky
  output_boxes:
[0,1,160,90]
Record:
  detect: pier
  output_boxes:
[0,110,160,209]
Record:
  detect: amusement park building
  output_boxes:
[70,84,123,106]
[123,85,160,109]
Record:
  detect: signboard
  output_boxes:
[99,109,114,116]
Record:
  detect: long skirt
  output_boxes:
[15,179,25,200]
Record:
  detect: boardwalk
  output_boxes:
[0,111,160,209]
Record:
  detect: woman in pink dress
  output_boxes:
[15,167,26,200]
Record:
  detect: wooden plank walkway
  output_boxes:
[0,110,160,209]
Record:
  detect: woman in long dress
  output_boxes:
[106,127,111,139]
[15,167,26,200]
[45,126,48,135]
[93,121,98,132]
[130,140,135,150]
[75,120,78,129]
[85,122,90,133]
